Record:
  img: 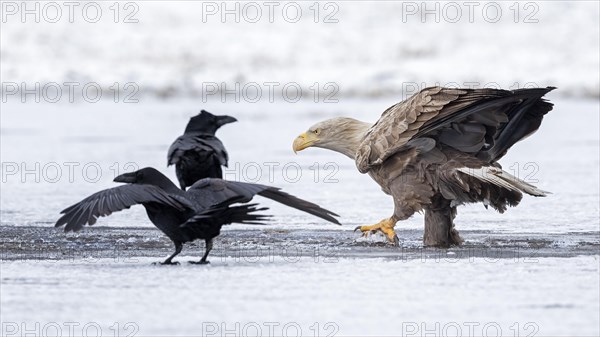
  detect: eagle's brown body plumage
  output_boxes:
[294,86,555,247]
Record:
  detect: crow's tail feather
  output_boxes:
[182,203,271,230]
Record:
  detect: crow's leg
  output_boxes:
[154,242,182,265]
[189,239,213,265]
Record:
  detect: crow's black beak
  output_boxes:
[216,115,237,127]
[113,172,137,183]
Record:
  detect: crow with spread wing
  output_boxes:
[56,167,340,264]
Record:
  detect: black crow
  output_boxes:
[55,167,340,265]
[168,110,237,190]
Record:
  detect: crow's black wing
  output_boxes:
[186,179,341,225]
[55,184,194,232]
[167,134,228,167]
[168,134,230,188]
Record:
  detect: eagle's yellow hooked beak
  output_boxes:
[293,132,319,154]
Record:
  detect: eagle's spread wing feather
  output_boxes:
[356,86,554,173]
[356,87,467,173]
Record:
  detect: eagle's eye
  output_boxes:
[314,129,320,135]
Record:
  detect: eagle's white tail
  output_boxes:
[457,166,550,197]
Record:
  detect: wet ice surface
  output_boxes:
[1,97,599,335]
[1,97,598,233]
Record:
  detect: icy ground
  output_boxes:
[1,96,598,233]
[1,255,599,336]
[1,96,599,335]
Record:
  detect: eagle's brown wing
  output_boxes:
[355,86,554,173]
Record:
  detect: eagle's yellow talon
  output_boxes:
[355,217,399,245]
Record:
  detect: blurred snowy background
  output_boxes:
[1,1,598,99]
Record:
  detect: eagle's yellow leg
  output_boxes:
[354,217,399,246]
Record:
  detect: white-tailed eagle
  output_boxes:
[293,86,555,247]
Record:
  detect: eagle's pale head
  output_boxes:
[293,117,371,159]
